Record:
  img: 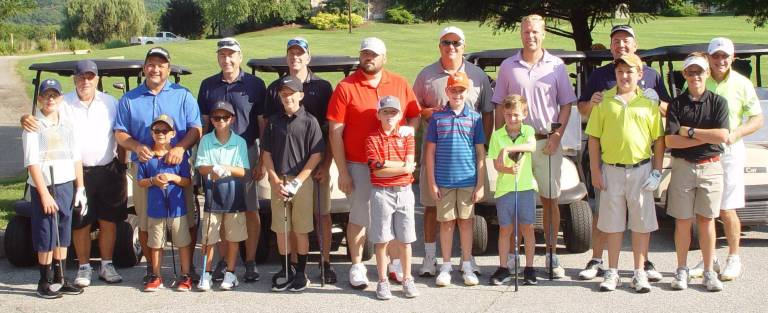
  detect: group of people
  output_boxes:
[20,13,762,300]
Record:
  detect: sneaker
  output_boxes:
[599,269,620,292]
[419,254,438,277]
[388,261,404,284]
[671,267,689,290]
[142,265,152,285]
[288,272,309,292]
[74,265,92,287]
[36,280,62,299]
[320,262,338,284]
[348,263,368,290]
[220,272,239,291]
[189,265,200,284]
[176,275,193,292]
[470,256,482,275]
[720,255,742,281]
[689,258,721,279]
[197,272,212,291]
[644,260,662,283]
[631,271,651,293]
[546,254,565,279]
[144,275,163,292]
[523,267,538,285]
[376,281,392,300]
[271,265,296,292]
[403,277,420,298]
[212,260,227,282]
[703,270,724,292]
[578,259,603,280]
[462,263,479,286]
[57,281,84,295]
[435,264,452,287]
[489,267,512,285]
[99,263,123,284]
[243,261,260,282]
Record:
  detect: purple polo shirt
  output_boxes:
[491,50,577,134]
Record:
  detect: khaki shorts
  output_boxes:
[597,163,658,233]
[532,138,562,199]
[130,163,197,231]
[201,212,247,244]
[147,216,191,249]
[667,158,723,219]
[270,176,314,234]
[436,187,475,222]
[346,162,372,227]
[418,151,437,207]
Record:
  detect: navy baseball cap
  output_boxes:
[74,60,98,75]
[287,37,309,54]
[151,114,175,130]
[279,76,303,92]
[378,96,401,112]
[211,101,235,115]
[39,79,63,96]
[145,47,171,62]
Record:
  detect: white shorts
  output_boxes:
[720,141,745,210]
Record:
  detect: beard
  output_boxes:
[361,62,381,75]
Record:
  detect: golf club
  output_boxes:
[314,179,325,287]
[198,174,214,290]
[547,122,561,281]
[509,151,522,291]
[282,175,291,283]
[162,186,178,286]
[48,166,63,292]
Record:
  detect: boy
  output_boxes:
[366,96,419,300]
[136,114,194,292]
[487,95,538,286]
[23,79,86,299]
[195,101,250,291]
[425,72,486,287]
[585,54,665,293]
[665,53,729,292]
[262,76,324,292]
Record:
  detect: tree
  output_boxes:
[63,0,147,43]
[199,0,252,36]
[0,0,36,21]
[161,0,205,38]
[713,0,768,28]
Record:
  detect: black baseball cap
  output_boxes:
[279,76,303,92]
[145,47,171,62]
[211,101,235,115]
[74,60,98,75]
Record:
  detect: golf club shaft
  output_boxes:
[514,174,519,292]
[314,179,325,287]
[49,166,65,285]
[282,175,289,280]
[163,187,177,282]
[201,175,214,274]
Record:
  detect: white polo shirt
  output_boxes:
[60,91,118,167]
[23,111,81,187]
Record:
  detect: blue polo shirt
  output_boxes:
[196,131,250,213]
[426,104,485,188]
[136,155,190,218]
[579,63,672,103]
[114,81,202,162]
[198,70,266,146]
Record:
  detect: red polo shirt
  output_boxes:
[365,128,415,187]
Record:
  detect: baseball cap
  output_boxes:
[39,79,62,96]
[614,53,643,69]
[145,47,171,62]
[683,55,709,72]
[151,114,175,130]
[610,25,636,38]
[287,37,309,54]
[439,26,465,41]
[447,72,470,89]
[217,37,241,52]
[74,60,98,76]
[378,96,401,112]
[279,76,303,92]
[708,37,734,56]
[360,37,386,55]
[211,101,235,115]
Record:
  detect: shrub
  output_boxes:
[309,12,363,30]
[103,39,129,49]
[67,38,91,51]
[37,38,53,52]
[661,1,699,17]
[385,6,418,24]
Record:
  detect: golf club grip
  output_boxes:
[48,166,55,200]
[314,179,325,287]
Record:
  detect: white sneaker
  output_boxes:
[462,262,479,286]
[703,270,724,292]
[720,255,742,281]
[349,263,368,289]
[198,272,212,291]
[643,260,662,283]
[388,260,404,284]
[435,264,452,287]
[631,271,651,293]
[74,265,92,288]
[220,272,239,290]
[671,267,689,290]
[99,263,123,284]
[689,257,720,278]
[546,254,565,279]
[419,254,438,277]
[469,256,482,275]
[599,269,620,291]
[578,259,603,280]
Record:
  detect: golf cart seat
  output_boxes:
[13,200,33,217]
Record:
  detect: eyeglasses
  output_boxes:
[211,115,232,122]
[684,70,705,76]
[440,40,464,47]
[151,128,172,135]
[39,92,60,99]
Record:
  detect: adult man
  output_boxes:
[114,47,202,284]
[576,25,670,282]
[20,60,127,287]
[491,14,576,279]
[327,37,421,289]
[412,26,493,276]
[263,37,336,283]
[198,38,266,283]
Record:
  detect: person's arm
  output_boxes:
[588,136,605,191]
[20,114,38,132]
[29,164,58,214]
[163,173,191,187]
[545,102,572,155]
[329,121,352,193]
[295,153,321,183]
[166,126,201,165]
[472,143,486,203]
[115,130,153,162]
[652,138,665,172]
[677,126,728,145]
[728,113,764,144]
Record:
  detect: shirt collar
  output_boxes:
[358,69,391,88]
[512,49,555,66]
[439,60,466,74]
[442,103,471,117]
[377,125,401,138]
[219,69,245,83]
[140,80,172,95]
[282,106,306,119]
[685,89,713,103]
[211,129,236,147]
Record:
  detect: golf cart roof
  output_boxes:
[28,59,192,77]
[246,55,359,77]
[640,43,768,62]
[465,48,586,69]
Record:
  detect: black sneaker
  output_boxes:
[244,261,260,282]
[212,260,227,282]
[36,280,62,299]
[523,267,538,285]
[189,265,201,284]
[289,272,310,292]
[271,266,295,292]
[57,280,84,295]
[142,265,152,285]
[489,267,512,285]
[321,262,338,284]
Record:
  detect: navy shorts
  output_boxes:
[73,159,128,229]
[31,182,74,252]
[496,190,536,228]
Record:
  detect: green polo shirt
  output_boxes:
[196,130,250,169]
[488,124,537,197]
[705,70,762,137]
[585,87,664,165]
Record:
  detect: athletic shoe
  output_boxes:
[599,269,620,292]
[489,267,512,285]
[419,254,438,277]
[462,263,479,286]
[578,259,603,280]
[142,265,152,285]
[176,275,193,292]
[631,271,651,293]
[720,255,742,281]
[57,280,84,295]
[212,260,227,282]
[321,262,338,284]
[470,256,482,275]
[99,263,123,284]
[435,264,452,287]
[144,275,163,292]
[644,260,662,283]
[388,261,404,284]
[197,272,212,291]
[349,263,368,290]
[271,265,296,292]
[36,280,62,299]
[74,265,92,287]
[289,272,309,292]
[689,257,721,279]
[403,277,420,298]
[546,254,565,279]
[671,267,689,290]
[220,272,239,291]
[243,261,260,282]
[523,267,538,285]
[376,281,392,300]
[703,271,724,292]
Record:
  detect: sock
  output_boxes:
[392,258,401,266]
[296,254,308,273]
[39,263,52,283]
[728,254,739,260]
[462,261,472,271]
[634,269,644,276]
[101,260,112,268]
[424,242,436,255]
[592,258,602,262]
[52,260,64,283]
[79,263,91,270]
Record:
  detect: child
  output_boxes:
[262,76,324,292]
[23,79,85,299]
[487,95,538,286]
[195,101,250,291]
[365,96,419,300]
[425,72,486,287]
[585,54,665,293]
[136,114,194,292]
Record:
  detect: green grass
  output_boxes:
[0,175,26,229]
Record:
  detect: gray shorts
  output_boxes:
[496,190,537,227]
[347,162,372,227]
[369,186,416,244]
[242,144,260,211]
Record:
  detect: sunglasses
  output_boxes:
[217,39,239,48]
[684,70,705,76]
[211,115,232,122]
[151,128,172,135]
[440,40,464,47]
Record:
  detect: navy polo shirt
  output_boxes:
[264,71,333,135]
[198,70,266,146]
[580,63,672,103]
[665,89,729,162]
[261,106,325,177]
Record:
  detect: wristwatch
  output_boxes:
[687,127,695,139]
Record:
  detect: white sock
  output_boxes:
[424,242,436,255]
[392,258,401,266]
[728,254,739,261]
[79,263,91,270]
[101,260,112,268]
[592,258,602,262]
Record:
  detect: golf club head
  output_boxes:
[507,151,522,162]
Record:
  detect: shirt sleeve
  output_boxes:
[326,83,347,123]
[425,117,438,143]
[555,63,578,106]
[402,83,422,120]
[649,102,664,140]
[742,83,763,117]
[491,61,511,104]
[22,130,39,167]
[487,131,500,160]
[365,136,380,170]
[197,80,210,116]
[307,118,325,155]
[183,90,202,128]
[665,98,682,136]
[195,136,211,167]
[473,114,485,144]
[584,103,603,138]
[251,77,267,118]
[114,96,130,133]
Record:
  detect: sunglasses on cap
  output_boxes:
[151,128,172,135]
[287,39,309,49]
[211,115,232,122]
[440,40,464,47]
[217,39,239,48]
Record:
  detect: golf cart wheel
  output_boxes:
[564,200,592,253]
[4,215,36,267]
[113,220,142,268]
[472,215,488,255]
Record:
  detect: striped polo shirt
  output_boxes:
[426,104,485,188]
[365,128,415,187]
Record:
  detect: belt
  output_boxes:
[605,158,651,169]
[374,185,410,192]
[693,155,720,164]
[534,134,548,140]
[84,158,118,170]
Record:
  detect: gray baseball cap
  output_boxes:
[378,96,401,111]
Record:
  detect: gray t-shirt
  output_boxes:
[413,60,494,113]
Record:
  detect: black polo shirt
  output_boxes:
[198,70,267,146]
[665,89,729,161]
[264,71,333,136]
[262,106,325,176]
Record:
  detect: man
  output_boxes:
[198,37,267,283]
[114,47,202,284]
[412,26,493,277]
[576,25,670,282]
[327,37,421,289]
[491,14,576,279]
[263,37,337,284]
[20,60,127,287]
[687,37,764,280]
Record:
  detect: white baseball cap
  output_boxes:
[682,55,709,71]
[360,37,386,55]
[439,26,465,41]
[708,37,734,56]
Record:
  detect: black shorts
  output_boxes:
[73,159,128,229]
